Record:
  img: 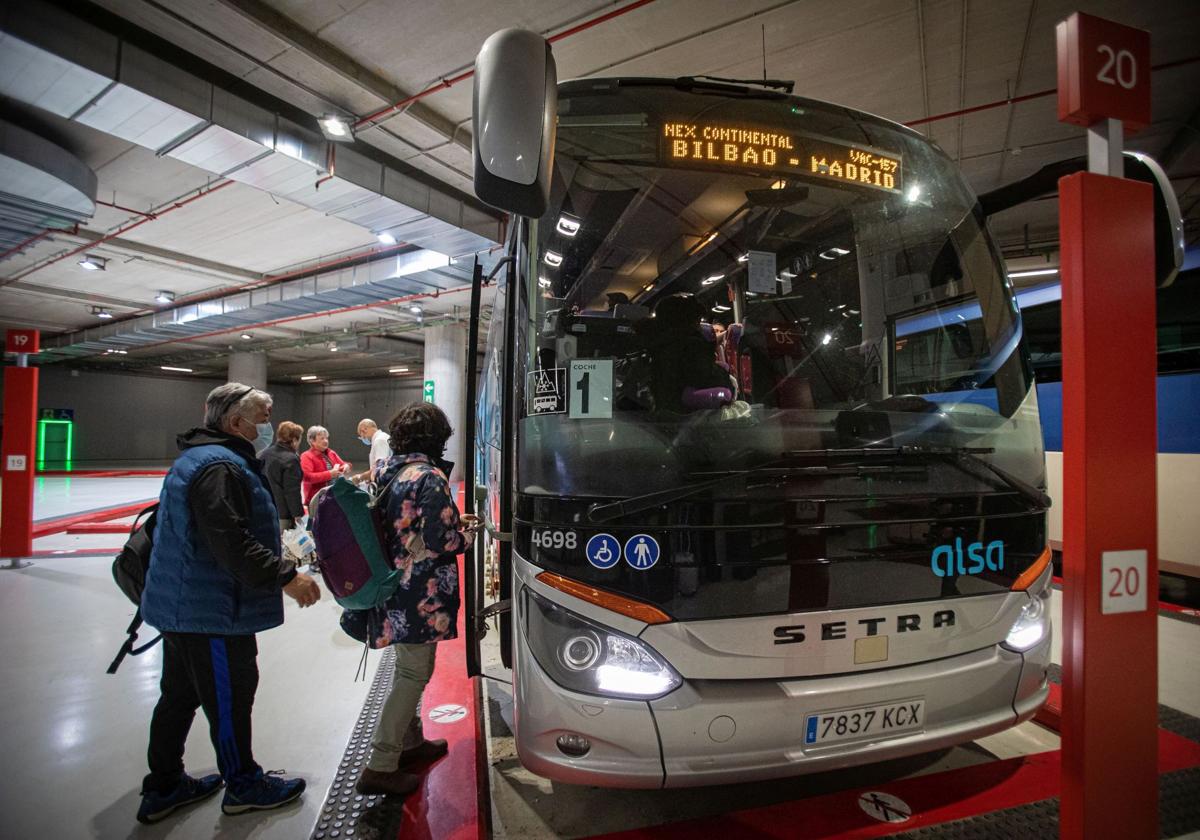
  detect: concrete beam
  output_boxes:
[216,0,469,153]
[70,228,264,282]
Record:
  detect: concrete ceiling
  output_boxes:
[2,0,1198,383]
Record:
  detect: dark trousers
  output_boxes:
[143,632,260,793]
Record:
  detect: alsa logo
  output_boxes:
[773,610,955,645]
[931,538,1004,577]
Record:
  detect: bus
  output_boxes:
[462,29,1053,788]
[1021,267,1199,580]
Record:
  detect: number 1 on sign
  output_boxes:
[576,372,589,414]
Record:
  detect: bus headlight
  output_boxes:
[1003,593,1048,651]
[525,588,682,700]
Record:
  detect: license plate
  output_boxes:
[804,698,925,746]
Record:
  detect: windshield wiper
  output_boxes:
[585,461,921,524]
[891,445,1052,510]
[586,445,1049,525]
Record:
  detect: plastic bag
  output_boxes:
[282,525,316,559]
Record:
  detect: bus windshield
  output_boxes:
[513,81,1045,613]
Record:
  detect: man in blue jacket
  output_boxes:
[137,383,321,824]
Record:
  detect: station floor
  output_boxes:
[1,475,1197,838]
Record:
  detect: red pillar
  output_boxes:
[1,365,39,559]
[1058,172,1158,839]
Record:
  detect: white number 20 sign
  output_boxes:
[1101,550,1148,615]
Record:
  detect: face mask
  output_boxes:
[253,422,274,453]
[358,436,371,446]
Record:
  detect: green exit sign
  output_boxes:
[423,379,435,403]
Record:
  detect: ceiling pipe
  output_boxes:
[353,0,659,131]
[95,198,157,219]
[906,54,1200,128]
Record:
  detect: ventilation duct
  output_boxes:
[0,118,96,254]
[0,1,501,259]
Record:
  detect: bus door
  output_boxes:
[465,235,518,675]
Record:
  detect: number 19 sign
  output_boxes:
[1056,11,1150,131]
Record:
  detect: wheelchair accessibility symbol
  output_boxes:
[586,534,621,569]
[623,534,660,570]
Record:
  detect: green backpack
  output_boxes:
[309,476,404,610]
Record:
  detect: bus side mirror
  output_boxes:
[472,29,557,218]
[979,151,1184,288]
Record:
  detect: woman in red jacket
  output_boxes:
[300,425,351,505]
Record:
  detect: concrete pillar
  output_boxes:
[228,351,268,390]
[423,322,467,482]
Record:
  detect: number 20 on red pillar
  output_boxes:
[1056,12,1151,131]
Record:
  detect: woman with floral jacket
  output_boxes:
[353,402,478,798]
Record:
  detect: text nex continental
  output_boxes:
[662,122,902,194]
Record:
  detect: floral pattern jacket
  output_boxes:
[366,452,470,647]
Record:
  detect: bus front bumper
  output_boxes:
[512,630,1051,788]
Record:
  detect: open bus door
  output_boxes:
[465,253,516,674]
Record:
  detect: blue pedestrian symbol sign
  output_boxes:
[623,534,660,570]
[586,534,621,570]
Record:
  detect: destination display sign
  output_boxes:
[661,122,902,194]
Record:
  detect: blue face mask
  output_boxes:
[358,436,371,446]
[254,422,274,453]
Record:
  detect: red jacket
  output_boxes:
[300,446,348,505]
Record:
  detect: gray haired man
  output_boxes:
[137,383,320,824]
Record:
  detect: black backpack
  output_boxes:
[107,504,162,674]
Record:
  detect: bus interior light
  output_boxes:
[544,250,563,267]
[556,215,581,237]
[702,274,724,285]
[818,247,851,260]
[538,276,552,289]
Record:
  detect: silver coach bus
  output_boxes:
[463,30,1052,788]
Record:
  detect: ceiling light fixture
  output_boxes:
[319,115,354,142]
[301,375,318,381]
[160,366,193,373]
[155,290,175,303]
[701,274,725,286]
[1007,268,1059,278]
[376,232,397,245]
[240,333,253,340]
[822,333,833,345]
[409,304,423,314]
[556,215,581,237]
[544,250,563,267]
[89,306,113,319]
[737,253,749,263]
[389,367,410,374]
[818,247,851,260]
[712,304,732,313]
[78,254,107,271]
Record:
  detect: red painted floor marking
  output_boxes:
[390,554,486,840]
[31,548,123,558]
[31,500,155,538]
[36,469,168,477]
[583,729,1200,840]
[64,522,135,534]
